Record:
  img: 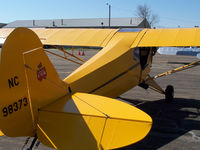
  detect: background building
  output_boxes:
[0,23,7,28]
[4,18,150,28]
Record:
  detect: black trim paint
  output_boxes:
[89,63,140,93]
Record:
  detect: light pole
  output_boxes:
[106,3,111,28]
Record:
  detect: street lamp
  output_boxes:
[106,3,111,28]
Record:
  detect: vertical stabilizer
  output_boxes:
[0,28,67,137]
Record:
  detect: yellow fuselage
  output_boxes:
[64,30,152,98]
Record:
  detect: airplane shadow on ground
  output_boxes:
[116,97,200,150]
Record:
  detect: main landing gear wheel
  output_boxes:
[165,85,174,102]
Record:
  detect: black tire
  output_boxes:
[165,85,174,102]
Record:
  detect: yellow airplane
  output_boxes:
[0,27,200,150]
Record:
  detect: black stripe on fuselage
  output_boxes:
[89,62,140,94]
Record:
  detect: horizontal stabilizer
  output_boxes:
[0,130,4,136]
[37,93,152,150]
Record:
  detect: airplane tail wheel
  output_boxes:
[165,85,174,102]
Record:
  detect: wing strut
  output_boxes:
[143,75,165,94]
[44,45,87,66]
[142,60,200,100]
[53,45,86,63]
[154,60,200,79]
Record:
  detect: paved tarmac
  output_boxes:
[0,49,200,150]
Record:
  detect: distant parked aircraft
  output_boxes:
[158,47,200,59]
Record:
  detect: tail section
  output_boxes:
[37,93,152,150]
[0,28,67,137]
[0,130,4,136]
[0,27,152,149]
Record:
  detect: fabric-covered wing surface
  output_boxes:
[0,28,14,45]
[42,28,118,47]
[0,28,118,48]
[135,28,200,47]
[2,28,200,48]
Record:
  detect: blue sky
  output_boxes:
[1,0,200,28]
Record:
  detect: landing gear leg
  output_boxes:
[26,136,37,150]
[165,85,174,102]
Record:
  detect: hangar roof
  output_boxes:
[4,18,150,28]
[0,23,7,28]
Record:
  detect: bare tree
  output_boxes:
[136,4,159,28]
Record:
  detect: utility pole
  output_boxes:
[53,21,56,27]
[106,3,111,28]
[33,20,35,26]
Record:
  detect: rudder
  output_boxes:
[0,28,67,137]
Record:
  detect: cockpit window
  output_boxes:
[133,47,140,61]
[140,47,150,70]
[133,47,158,70]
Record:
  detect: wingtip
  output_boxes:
[101,117,152,149]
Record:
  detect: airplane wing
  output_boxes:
[34,28,200,48]
[2,28,200,48]
[0,28,14,46]
[0,28,118,48]
[37,93,152,150]
[40,28,118,47]
[136,28,200,94]
[130,28,200,59]
[135,28,200,47]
